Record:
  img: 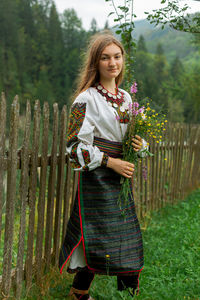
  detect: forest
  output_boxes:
[0,0,200,123]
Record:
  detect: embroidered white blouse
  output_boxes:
[66,87,148,171]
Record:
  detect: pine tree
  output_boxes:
[90,18,98,34]
[48,3,65,102]
[137,35,147,52]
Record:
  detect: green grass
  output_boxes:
[21,188,200,299]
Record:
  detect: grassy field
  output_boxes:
[21,188,200,300]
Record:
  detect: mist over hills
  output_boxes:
[133,19,199,64]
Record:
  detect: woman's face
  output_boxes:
[98,43,123,82]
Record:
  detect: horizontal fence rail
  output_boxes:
[0,94,200,298]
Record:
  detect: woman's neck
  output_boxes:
[100,79,117,94]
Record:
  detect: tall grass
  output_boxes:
[19,188,200,299]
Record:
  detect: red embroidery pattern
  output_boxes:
[95,83,129,124]
[71,144,82,169]
[82,149,90,171]
[101,153,109,167]
[67,103,87,148]
[117,110,129,124]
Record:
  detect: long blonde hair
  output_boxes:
[73,31,125,100]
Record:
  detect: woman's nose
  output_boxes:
[109,57,116,66]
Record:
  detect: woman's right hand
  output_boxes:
[107,157,135,178]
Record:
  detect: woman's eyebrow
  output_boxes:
[101,52,122,56]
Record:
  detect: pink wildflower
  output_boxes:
[115,115,120,120]
[133,102,139,109]
[138,106,145,114]
[132,110,138,116]
[130,82,138,94]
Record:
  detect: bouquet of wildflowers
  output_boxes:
[118,82,168,213]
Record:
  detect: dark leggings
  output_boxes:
[72,269,139,296]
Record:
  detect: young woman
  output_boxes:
[59,32,147,300]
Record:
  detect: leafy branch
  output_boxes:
[105,0,136,88]
[145,0,200,34]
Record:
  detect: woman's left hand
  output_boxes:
[132,135,143,152]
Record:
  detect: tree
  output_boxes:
[61,9,86,50]
[137,35,147,52]
[48,3,65,100]
[104,20,110,30]
[90,18,98,34]
[183,66,200,123]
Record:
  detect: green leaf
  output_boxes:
[108,12,114,17]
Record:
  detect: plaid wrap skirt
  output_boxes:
[59,137,144,275]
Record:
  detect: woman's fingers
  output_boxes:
[135,134,142,141]
[126,162,135,168]
[132,135,143,151]
[107,157,135,178]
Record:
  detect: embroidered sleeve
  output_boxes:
[66,97,103,171]
[67,103,86,148]
[101,153,109,167]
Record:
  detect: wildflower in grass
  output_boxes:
[105,254,110,275]
[130,82,138,94]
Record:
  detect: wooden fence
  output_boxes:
[0,95,200,298]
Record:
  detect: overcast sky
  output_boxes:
[54,0,200,30]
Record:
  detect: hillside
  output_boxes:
[133,19,199,64]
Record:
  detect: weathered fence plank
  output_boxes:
[62,157,72,244]
[53,105,67,266]
[15,101,31,299]
[25,100,41,289]
[2,97,19,297]
[35,102,50,283]
[44,103,59,269]
[0,93,6,245]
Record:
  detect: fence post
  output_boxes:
[2,96,19,297]
[44,103,59,269]
[53,105,67,266]
[0,93,6,245]
[15,101,31,299]
[25,100,41,290]
[35,102,50,283]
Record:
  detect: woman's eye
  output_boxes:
[115,55,121,59]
